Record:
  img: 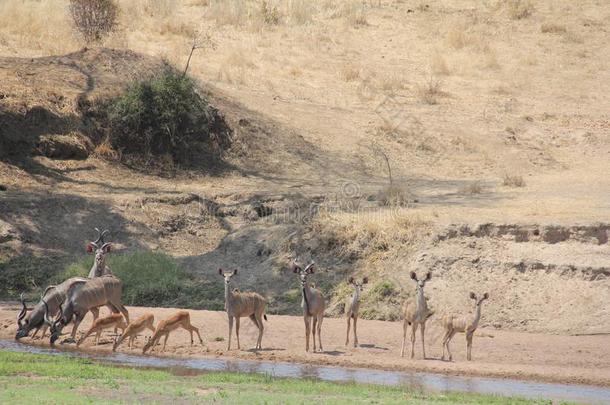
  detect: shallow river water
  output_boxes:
[1,340,608,404]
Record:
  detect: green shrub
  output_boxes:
[103,69,230,164]
[0,254,61,298]
[57,251,223,309]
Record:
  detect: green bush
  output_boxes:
[57,251,223,309]
[103,69,230,164]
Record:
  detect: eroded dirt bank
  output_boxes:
[1,303,608,388]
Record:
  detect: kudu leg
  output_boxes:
[235,317,241,350]
[345,316,351,346]
[251,314,264,350]
[317,316,323,352]
[420,322,427,359]
[304,316,311,352]
[227,316,234,351]
[353,317,358,347]
[69,313,87,343]
[401,321,408,357]
[466,332,474,361]
[162,332,169,352]
[410,322,418,359]
[312,317,318,352]
[441,329,451,361]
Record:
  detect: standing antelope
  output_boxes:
[87,228,113,278]
[47,276,129,345]
[401,271,434,359]
[219,269,268,350]
[293,260,325,352]
[345,276,368,347]
[142,311,203,354]
[15,278,95,340]
[113,313,156,351]
[76,313,127,347]
[441,292,489,361]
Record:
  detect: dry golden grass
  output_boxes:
[461,181,484,195]
[503,0,534,20]
[541,23,567,34]
[503,174,526,188]
[416,76,443,105]
[376,183,412,207]
[430,51,450,75]
[340,64,361,82]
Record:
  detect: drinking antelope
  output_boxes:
[47,276,129,345]
[219,269,268,350]
[293,260,325,352]
[15,278,97,340]
[113,313,156,351]
[142,311,204,354]
[76,313,127,347]
[345,276,368,347]
[441,292,489,361]
[401,271,434,359]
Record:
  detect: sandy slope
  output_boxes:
[2,303,608,388]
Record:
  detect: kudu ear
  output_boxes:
[424,272,432,281]
[348,277,354,284]
[410,271,418,281]
[362,277,369,284]
[469,292,477,300]
[218,268,223,276]
[86,243,96,253]
[233,269,238,275]
[305,263,315,274]
[101,243,111,253]
[482,292,489,300]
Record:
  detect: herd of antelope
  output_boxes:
[14,229,489,361]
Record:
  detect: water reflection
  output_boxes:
[1,339,608,404]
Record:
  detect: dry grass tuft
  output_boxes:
[332,1,368,28]
[377,73,406,93]
[504,0,534,20]
[94,138,120,161]
[340,64,361,82]
[461,181,484,194]
[416,76,443,105]
[377,183,412,207]
[541,23,567,34]
[503,174,526,187]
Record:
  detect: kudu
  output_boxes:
[401,271,434,359]
[15,278,92,340]
[441,292,489,361]
[113,313,156,351]
[345,276,368,347]
[293,260,325,352]
[219,269,268,350]
[142,311,203,354]
[47,276,129,345]
[87,228,112,278]
[77,313,128,347]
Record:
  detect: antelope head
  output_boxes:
[47,301,67,345]
[86,227,111,268]
[15,293,33,340]
[218,268,238,286]
[410,271,431,292]
[292,260,315,287]
[348,276,368,293]
[469,292,490,307]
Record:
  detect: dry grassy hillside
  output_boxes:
[0,0,608,334]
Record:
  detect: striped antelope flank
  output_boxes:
[292,260,325,352]
[142,311,203,354]
[219,269,268,350]
[113,313,155,351]
[345,276,368,347]
[441,292,489,361]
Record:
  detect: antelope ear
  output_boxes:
[362,277,369,284]
[410,271,417,281]
[293,266,299,273]
[425,272,432,281]
[102,243,112,253]
[233,269,238,275]
[218,268,223,276]
[348,277,354,284]
[469,292,477,300]
[307,265,315,274]
[86,243,95,253]
[483,292,489,300]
